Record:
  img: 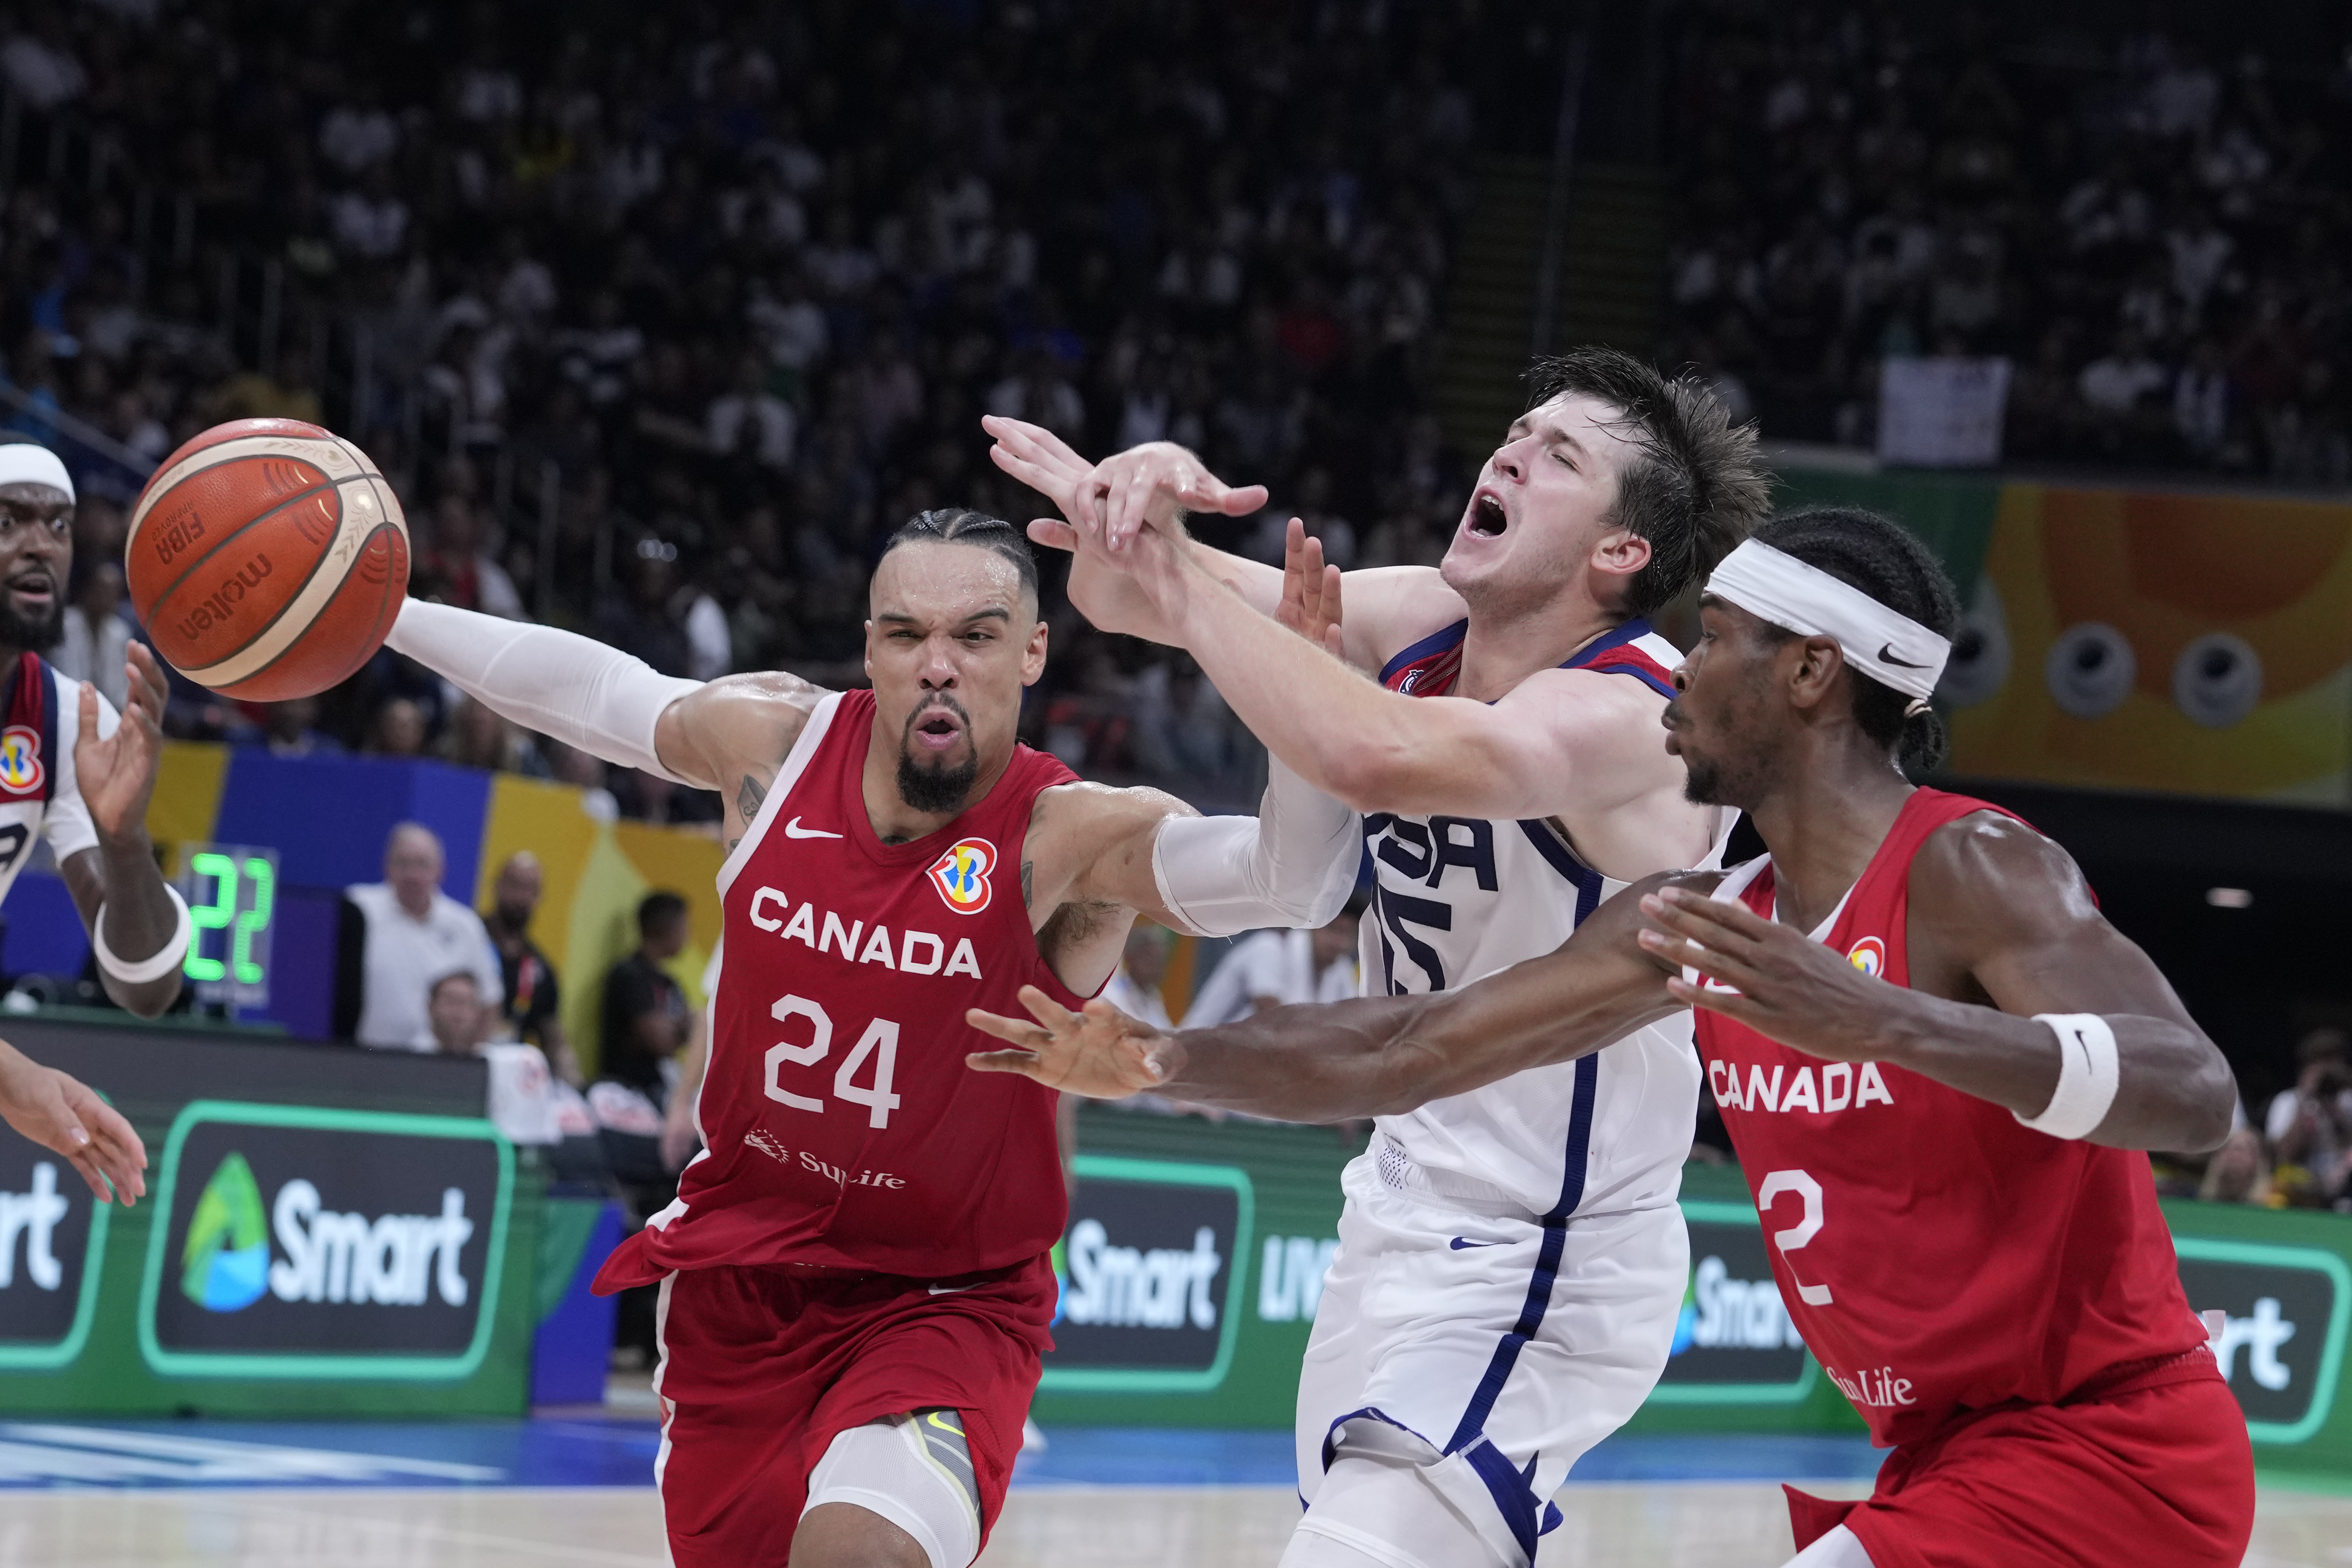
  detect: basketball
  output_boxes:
[124,418,409,701]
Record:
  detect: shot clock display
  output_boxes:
[178,845,279,1010]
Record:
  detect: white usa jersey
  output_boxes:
[1363,618,1726,1219]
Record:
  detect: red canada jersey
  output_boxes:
[605,689,1087,1285]
[1694,788,2211,1448]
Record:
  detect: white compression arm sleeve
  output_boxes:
[1151,757,1361,937]
[385,598,703,783]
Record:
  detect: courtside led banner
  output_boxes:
[1652,1199,1818,1405]
[1040,1155,1253,1393]
[137,1101,513,1379]
[0,1122,109,1370]
[2177,1237,2350,1445]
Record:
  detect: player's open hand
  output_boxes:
[1637,886,1892,1062]
[74,641,168,845]
[1085,442,1267,553]
[984,415,1096,557]
[0,1041,146,1204]
[966,986,1182,1099]
[1277,517,1346,660]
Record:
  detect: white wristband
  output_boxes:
[93,883,193,986]
[2014,1013,2119,1140]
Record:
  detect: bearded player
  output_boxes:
[972,506,2254,1568]
[382,507,1359,1568]
[988,346,1768,1568]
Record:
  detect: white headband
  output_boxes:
[1705,539,1949,702]
[0,444,73,502]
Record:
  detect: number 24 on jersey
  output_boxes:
[764,993,903,1128]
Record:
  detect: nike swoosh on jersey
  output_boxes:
[928,1283,975,1295]
[784,817,844,838]
[1448,1237,1499,1250]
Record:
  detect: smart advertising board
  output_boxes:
[139,1101,513,1380]
[1040,1155,1253,1393]
[0,1018,539,1416]
[0,1119,109,1371]
[1650,1199,1816,1406]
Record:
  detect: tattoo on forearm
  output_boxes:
[737,775,767,821]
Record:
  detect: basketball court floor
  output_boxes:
[0,1416,2339,1567]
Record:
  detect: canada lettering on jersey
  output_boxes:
[743,883,984,978]
[1706,1057,1896,1115]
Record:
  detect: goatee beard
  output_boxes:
[897,751,979,815]
[0,598,62,653]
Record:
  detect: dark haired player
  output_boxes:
[0,441,187,1015]
[382,507,1362,1568]
[989,346,1771,1568]
[972,507,2255,1568]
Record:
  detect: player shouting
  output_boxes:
[383,508,1359,1568]
[988,345,1768,1568]
[971,506,2254,1568]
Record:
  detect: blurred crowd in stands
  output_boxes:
[2186,1027,2352,1213]
[2,0,1487,815]
[1664,6,2352,480]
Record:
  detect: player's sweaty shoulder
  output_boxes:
[1907,809,2095,952]
[1347,565,1467,671]
[664,671,829,794]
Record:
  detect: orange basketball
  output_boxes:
[125,418,409,701]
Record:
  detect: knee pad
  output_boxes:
[803,1408,982,1568]
[1286,1434,1527,1568]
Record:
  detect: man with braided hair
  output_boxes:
[972,505,2256,1568]
[989,346,1771,1568]
[381,504,1368,1568]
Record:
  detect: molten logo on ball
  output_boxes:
[173,553,275,643]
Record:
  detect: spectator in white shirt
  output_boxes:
[707,355,797,469]
[427,969,573,1147]
[1100,921,1176,1032]
[1181,898,1364,1028]
[2078,329,2169,415]
[336,823,505,1050]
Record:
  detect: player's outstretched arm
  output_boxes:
[1641,816,2236,1153]
[970,873,1687,1122]
[384,599,822,807]
[984,417,1456,671]
[1099,525,1676,820]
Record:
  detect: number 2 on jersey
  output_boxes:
[1757,1168,1832,1306]
[764,993,903,1128]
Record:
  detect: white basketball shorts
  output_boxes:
[1289,1149,1687,1568]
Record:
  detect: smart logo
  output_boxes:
[181,1152,270,1312]
[1041,1155,1252,1394]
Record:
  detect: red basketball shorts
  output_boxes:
[1785,1361,2255,1568]
[646,1252,1056,1568]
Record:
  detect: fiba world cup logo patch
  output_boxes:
[1847,936,1886,978]
[0,725,43,796]
[926,837,997,915]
